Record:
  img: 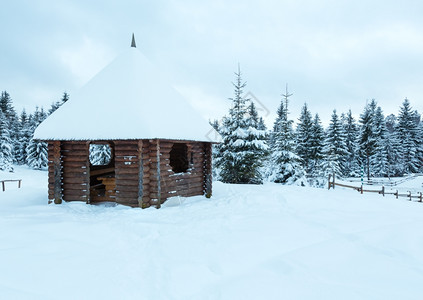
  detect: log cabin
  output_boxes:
[33,35,219,208]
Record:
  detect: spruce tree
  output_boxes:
[322,109,349,177]
[309,113,325,177]
[25,106,48,169]
[342,110,359,176]
[215,67,265,184]
[270,87,306,185]
[296,103,314,173]
[358,100,377,179]
[395,99,419,174]
[16,109,32,164]
[0,111,14,171]
[371,106,389,177]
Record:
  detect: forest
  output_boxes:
[1,70,422,187]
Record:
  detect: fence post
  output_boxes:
[382,186,385,197]
[1,181,4,192]
[419,192,422,203]
[360,185,363,194]
[328,174,331,190]
[332,173,335,189]
[408,191,412,201]
[395,190,398,199]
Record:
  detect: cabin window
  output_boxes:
[169,143,188,173]
[89,143,112,166]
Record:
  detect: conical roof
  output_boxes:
[34,45,217,142]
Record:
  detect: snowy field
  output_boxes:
[1,166,423,299]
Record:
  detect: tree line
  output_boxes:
[213,68,423,186]
[0,91,68,172]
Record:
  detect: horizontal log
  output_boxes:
[90,167,114,176]
[114,153,139,159]
[62,177,88,184]
[113,145,139,151]
[115,173,139,180]
[63,191,89,198]
[116,185,138,192]
[116,191,138,198]
[114,162,139,168]
[62,196,87,202]
[62,167,88,173]
[62,183,88,190]
[61,144,89,151]
[62,171,90,178]
[62,156,89,162]
[60,161,87,168]
[60,150,89,156]
[114,157,140,163]
[116,181,139,188]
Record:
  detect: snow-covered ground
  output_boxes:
[1,166,423,300]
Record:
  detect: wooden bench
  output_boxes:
[1,179,22,192]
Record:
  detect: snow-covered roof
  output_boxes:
[34,44,218,142]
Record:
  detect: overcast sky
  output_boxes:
[1,0,423,127]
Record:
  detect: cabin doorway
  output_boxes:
[89,142,116,203]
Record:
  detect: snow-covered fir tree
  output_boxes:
[215,67,267,184]
[371,106,389,177]
[269,87,306,185]
[25,106,48,169]
[308,113,325,177]
[16,109,32,164]
[341,110,359,176]
[395,98,420,174]
[296,103,314,174]
[322,110,349,177]
[0,91,19,162]
[48,92,69,115]
[0,111,14,171]
[358,100,377,179]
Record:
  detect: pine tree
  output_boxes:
[395,98,419,174]
[270,87,306,185]
[342,110,360,176]
[0,91,19,162]
[215,67,266,184]
[358,100,377,179]
[322,110,349,177]
[25,106,48,169]
[309,113,325,177]
[296,103,314,173]
[48,92,69,115]
[371,106,389,177]
[0,111,14,171]
[16,109,32,164]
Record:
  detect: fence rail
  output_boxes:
[328,174,423,202]
[1,179,22,192]
[345,174,422,187]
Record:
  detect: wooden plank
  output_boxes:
[62,156,88,162]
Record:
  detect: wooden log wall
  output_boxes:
[47,139,213,208]
[47,141,62,204]
[114,140,142,207]
[60,141,90,202]
[141,140,207,208]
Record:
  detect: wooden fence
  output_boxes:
[1,179,22,192]
[328,174,423,202]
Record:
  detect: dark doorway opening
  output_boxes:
[89,142,116,202]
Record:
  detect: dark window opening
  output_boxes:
[190,152,194,165]
[170,143,188,173]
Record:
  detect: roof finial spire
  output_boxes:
[131,33,136,48]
